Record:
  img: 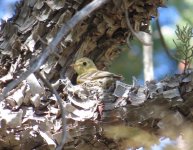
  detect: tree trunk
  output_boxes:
[143,29,154,81]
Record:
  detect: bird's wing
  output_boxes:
[77,70,123,84]
[90,70,123,80]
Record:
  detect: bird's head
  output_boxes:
[71,57,98,75]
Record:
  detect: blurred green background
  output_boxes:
[109,0,193,84]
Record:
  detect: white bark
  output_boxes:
[143,31,154,81]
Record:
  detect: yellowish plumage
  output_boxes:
[72,57,123,89]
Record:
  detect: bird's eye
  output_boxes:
[83,62,87,66]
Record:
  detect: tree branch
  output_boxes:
[124,1,152,46]
[35,72,67,150]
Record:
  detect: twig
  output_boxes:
[156,19,181,62]
[35,71,67,150]
[124,1,152,46]
[126,35,132,49]
[1,0,110,100]
[38,35,61,58]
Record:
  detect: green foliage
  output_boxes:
[173,25,193,72]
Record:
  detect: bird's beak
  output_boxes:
[70,64,75,68]
[70,63,79,68]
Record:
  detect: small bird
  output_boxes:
[71,57,123,120]
[71,57,123,89]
